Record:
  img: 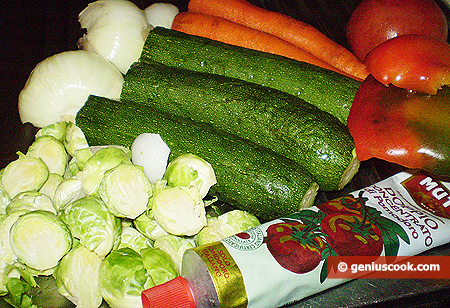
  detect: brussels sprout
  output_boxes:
[9,210,72,272]
[0,210,27,265]
[6,190,56,215]
[0,187,11,215]
[140,247,178,286]
[153,234,195,272]
[164,153,217,198]
[99,163,152,219]
[1,153,49,198]
[60,196,121,259]
[39,173,64,201]
[27,135,68,176]
[63,122,89,157]
[151,186,207,236]
[35,121,69,141]
[53,177,86,212]
[195,210,260,246]
[72,147,94,172]
[131,133,170,183]
[99,248,154,308]
[54,244,103,308]
[117,227,153,253]
[78,146,131,196]
[133,210,168,241]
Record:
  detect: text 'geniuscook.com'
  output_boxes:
[327,256,450,279]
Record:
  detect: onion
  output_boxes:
[78,0,151,74]
[131,133,171,183]
[144,3,180,29]
[18,50,123,128]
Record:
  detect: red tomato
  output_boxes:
[346,0,448,60]
[321,213,383,256]
[266,222,325,274]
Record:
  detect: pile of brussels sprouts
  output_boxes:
[0,121,260,308]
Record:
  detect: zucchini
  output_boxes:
[139,27,360,124]
[121,62,360,191]
[76,95,319,221]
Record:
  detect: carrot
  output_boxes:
[171,12,352,76]
[187,0,369,81]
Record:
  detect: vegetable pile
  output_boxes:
[0,121,260,307]
[4,0,450,306]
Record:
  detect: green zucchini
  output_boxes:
[139,27,360,124]
[121,62,360,191]
[76,95,319,221]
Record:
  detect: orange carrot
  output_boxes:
[171,12,352,76]
[187,0,369,81]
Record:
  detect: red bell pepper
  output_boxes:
[347,75,450,177]
[364,34,450,95]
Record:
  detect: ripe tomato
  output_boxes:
[321,213,383,256]
[346,0,448,60]
[266,222,325,274]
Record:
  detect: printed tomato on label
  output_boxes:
[316,195,365,216]
[321,213,383,256]
[266,222,325,274]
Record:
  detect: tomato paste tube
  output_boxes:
[142,171,450,308]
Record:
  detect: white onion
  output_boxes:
[18,50,123,128]
[144,3,179,29]
[131,133,170,183]
[78,0,150,74]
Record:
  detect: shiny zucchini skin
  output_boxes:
[121,62,358,191]
[139,27,361,125]
[76,95,319,221]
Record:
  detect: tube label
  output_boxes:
[219,171,450,308]
[192,241,248,308]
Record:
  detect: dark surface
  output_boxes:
[1,0,450,307]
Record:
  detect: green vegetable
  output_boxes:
[133,210,168,241]
[140,27,360,124]
[163,153,216,198]
[117,226,153,253]
[6,190,56,215]
[59,196,122,259]
[98,247,154,308]
[1,153,49,198]
[140,247,178,286]
[26,135,68,176]
[195,209,260,246]
[54,244,103,308]
[153,234,195,272]
[76,96,319,221]
[78,146,131,196]
[151,185,207,236]
[9,210,73,272]
[121,61,359,191]
[98,163,152,219]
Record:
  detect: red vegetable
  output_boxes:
[346,0,448,61]
[347,75,450,177]
[364,34,450,95]
[266,222,325,274]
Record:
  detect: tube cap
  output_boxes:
[142,276,196,308]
